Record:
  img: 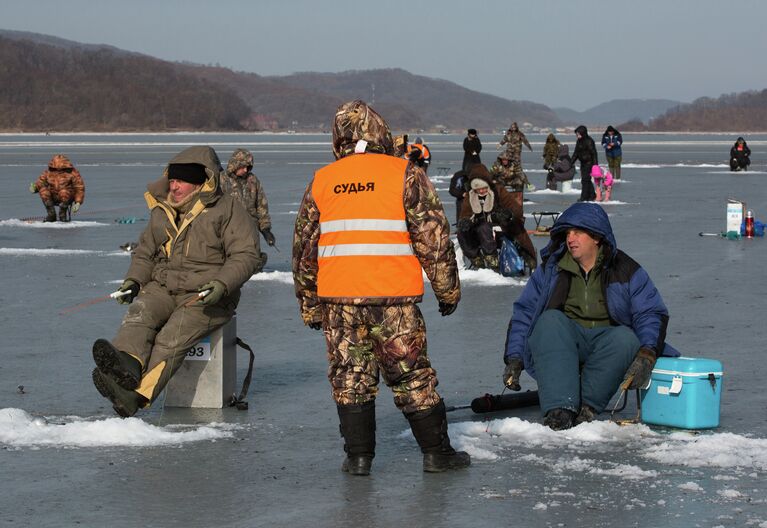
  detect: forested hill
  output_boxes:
[0,34,250,131]
[644,90,767,131]
[0,30,560,132]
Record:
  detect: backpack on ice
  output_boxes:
[499,236,525,277]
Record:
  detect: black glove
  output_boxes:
[503,357,523,391]
[456,218,473,233]
[308,321,322,331]
[438,301,457,316]
[116,279,140,305]
[621,348,657,390]
[492,209,513,224]
[262,228,276,247]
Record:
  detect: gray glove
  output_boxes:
[29,182,38,193]
[503,357,523,391]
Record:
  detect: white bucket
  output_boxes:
[561,180,573,193]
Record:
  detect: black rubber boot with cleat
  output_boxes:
[92,368,147,418]
[44,205,57,222]
[92,338,142,390]
[543,408,577,430]
[58,204,70,222]
[337,401,376,476]
[406,400,471,473]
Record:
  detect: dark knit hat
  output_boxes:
[467,128,477,135]
[168,163,207,185]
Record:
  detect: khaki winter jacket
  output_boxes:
[126,146,261,297]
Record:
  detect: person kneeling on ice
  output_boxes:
[91,146,261,417]
[29,154,85,222]
[501,202,678,430]
[590,165,613,202]
[457,164,537,272]
[293,100,469,475]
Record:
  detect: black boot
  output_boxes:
[543,408,576,430]
[405,400,471,473]
[44,204,57,222]
[92,368,147,418]
[58,204,70,222]
[92,338,143,390]
[574,404,597,425]
[337,401,376,476]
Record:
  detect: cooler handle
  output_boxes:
[669,376,683,395]
[708,373,717,392]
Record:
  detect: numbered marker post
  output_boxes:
[185,336,211,361]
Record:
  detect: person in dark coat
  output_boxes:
[730,137,751,172]
[570,125,598,202]
[448,169,469,224]
[545,144,576,190]
[457,164,536,271]
[502,202,678,430]
[462,129,482,172]
[601,126,623,180]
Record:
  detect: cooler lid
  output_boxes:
[654,356,723,376]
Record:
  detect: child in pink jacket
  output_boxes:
[590,165,613,202]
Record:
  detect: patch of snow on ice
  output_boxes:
[0,219,108,228]
[678,481,704,492]
[0,408,235,448]
[249,271,294,284]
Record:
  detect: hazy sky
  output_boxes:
[3,0,766,110]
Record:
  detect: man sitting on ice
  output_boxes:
[502,202,678,430]
[91,146,260,417]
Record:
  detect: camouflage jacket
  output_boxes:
[499,130,531,160]
[490,160,529,190]
[293,156,460,324]
[542,135,561,167]
[219,172,271,233]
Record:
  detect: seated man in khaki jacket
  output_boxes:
[92,146,261,417]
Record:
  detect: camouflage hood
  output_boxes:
[48,154,75,171]
[146,146,223,206]
[226,148,254,176]
[332,100,394,160]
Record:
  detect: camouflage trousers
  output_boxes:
[321,303,441,414]
[112,281,235,403]
[38,187,74,206]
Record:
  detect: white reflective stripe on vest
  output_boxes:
[318,244,414,257]
[320,218,408,233]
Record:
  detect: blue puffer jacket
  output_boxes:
[601,128,623,158]
[504,202,678,378]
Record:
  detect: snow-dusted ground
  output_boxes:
[1,133,766,528]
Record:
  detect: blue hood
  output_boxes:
[541,203,617,262]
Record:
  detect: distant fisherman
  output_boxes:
[29,154,85,222]
[91,146,260,417]
[221,148,275,272]
[293,100,470,475]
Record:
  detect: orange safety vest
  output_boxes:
[405,144,423,160]
[312,153,425,300]
[419,144,431,161]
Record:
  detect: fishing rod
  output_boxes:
[58,289,131,316]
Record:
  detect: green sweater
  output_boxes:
[558,248,610,328]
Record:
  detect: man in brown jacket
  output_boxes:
[29,154,85,222]
[91,146,260,417]
[293,100,469,476]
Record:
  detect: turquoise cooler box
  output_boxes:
[640,357,723,429]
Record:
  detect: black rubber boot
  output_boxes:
[405,400,471,473]
[44,204,57,222]
[337,401,376,476]
[92,368,146,418]
[58,204,70,222]
[92,338,142,390]
[543,408,577,430]
[574,404,597,426]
